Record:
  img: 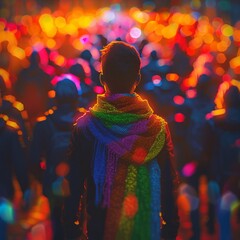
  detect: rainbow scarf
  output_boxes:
[86,93,166,240]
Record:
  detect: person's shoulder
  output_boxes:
[74,110,91,129]
[152,113,167,126]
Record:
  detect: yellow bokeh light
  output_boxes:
[230,56,240,69]
[10,46,26,60]
[217,41,229,52]
[162,23,178,39]
[221,24,233,37]
[203,33,214,44]
[55,16,66,29]
[144,21,158,34]
[13,101,24,111]
[55,55,65,66]
[46,39,56,49]
[39,14,57,37]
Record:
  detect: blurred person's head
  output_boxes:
[29,51,40,66]
[80,50,92,62]
[100,41,141,94]
[54,78,78,107]
[69,63,86,81]
[150,50,158,61]
[223,85,240,109]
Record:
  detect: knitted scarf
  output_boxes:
[86,93,166,240]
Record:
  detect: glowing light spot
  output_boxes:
[48,90,55,99]
[222,74,231,82]
[48,109,54,115]
[132,147,147,164]
[162,23,179,39]
[174,113,185,123]
[182,162,197,177]
[0,69,11,89]
[166,73,179,82]
[221,24,233,37]
[55,16,66,29]
[123,194,138,218]
[215,67,225,76]
[216,53,226,64]
[55,55,66,67]
[203,33,214,44]
[46,39,56,49]
[130,27,141,39]
[40,161,46,170]
[93,86,104,94]
[152,75,162,85]
[217,41,229,52]
[55,162,69,177]
[233,30,240,42]
[230,56,240,69]
[132,11,149,23]
[37,116,46,122]
[0,199,14,223]
[211,109,226,117]
[102,10,115,22]
[13,101,24,111]
[186,89,197,98]
[11,47,26,60]
[173,96,185,105]
[85,78,92,85]
[39,14,56,38]
[80,34,89,44]
[6,120,19,129]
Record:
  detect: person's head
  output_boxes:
[223,85,240,109]
[54,78,78,106]
[69,63,86,81]
[100,41,141,93]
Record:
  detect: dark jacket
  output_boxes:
[206,108,240,190]
[63,113,180,240]
[30,104,82,197]
[0,115,29,199]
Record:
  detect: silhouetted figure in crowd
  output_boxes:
[0,76,30,147]
[0,88,30,240]
[205,85,240,239]
[187,74,216,169]
[63,41,179,240]
[14,51,52,125]
[170,43,193,79]
[69,62,95,108]
[30,78,80,240]
[206,85,240,192]
[80,49,100,86]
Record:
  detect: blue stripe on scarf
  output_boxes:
[148,159,161,240]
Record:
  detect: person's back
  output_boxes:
[63,41,179,240]
[30,78,80,240]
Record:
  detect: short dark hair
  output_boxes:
[55,78,78,105]
[101,41,141,93]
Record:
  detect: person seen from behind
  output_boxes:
[30,78,81,240]
[63,41,180,240]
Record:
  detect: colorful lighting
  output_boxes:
[130,27,141,39]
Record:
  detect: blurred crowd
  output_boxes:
[0,2,240,240]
